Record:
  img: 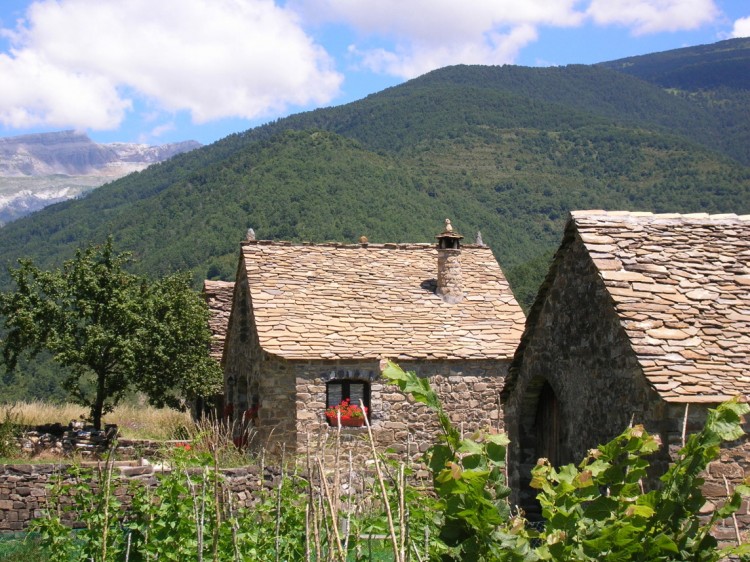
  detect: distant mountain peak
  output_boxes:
[0,130,201,177]
[0,130,202,225]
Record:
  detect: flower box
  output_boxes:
[327,415,365,428]
[325,398,367,427]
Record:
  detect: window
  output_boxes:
[326,380,371,422]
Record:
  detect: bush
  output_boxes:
[0,407,22,458]
[382,360,750,561]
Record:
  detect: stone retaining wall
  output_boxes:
[15,421,197,460]
[0,462,283,532]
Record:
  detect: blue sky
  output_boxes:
[0,0,748,147]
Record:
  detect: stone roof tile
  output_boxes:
[573,211,750,402]
[239,242,525,360]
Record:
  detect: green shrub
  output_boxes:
[382,360,750,562]
[0,533,47,562]
[0,407,22,459]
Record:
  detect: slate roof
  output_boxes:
[239,241,525,361]
[202,280,235,363]
[512,211,750,403]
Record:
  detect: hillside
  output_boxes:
[1,38,750,401]
[600,37,750,166]
[599,37,750,91]
[0,48,746,300]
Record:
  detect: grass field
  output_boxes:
[1,400,193,440]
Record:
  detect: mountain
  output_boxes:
[0,43,746,306]
[599,37,750,91]
[2,38,750,401]
[0,130,201,176]
[0,131,201,224]
[599,37,750,166]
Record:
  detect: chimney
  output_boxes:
[436,218,463,303]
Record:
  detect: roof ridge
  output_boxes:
[241,240,490,249]
[570,210,750,222]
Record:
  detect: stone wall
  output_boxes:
[0,462,283,532]
[222,264,266,435]
[504,232,664,512]
[16,425,206,460]
[290,358,508,468]
[503,231,750,533]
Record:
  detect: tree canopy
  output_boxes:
[0,239,221,429]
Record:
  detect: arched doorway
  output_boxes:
[516,378,564,519]
[534,381,561,467]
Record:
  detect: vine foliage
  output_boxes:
[382,360,750,561]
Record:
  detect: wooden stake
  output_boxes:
[316,457,346,561]
[361,399,402,562]
[682,403,690,449]
[723,475,743,546]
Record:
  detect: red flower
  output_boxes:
[325,398,367,420]
[244,406,259,421]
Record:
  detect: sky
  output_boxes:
[0,0,748,147]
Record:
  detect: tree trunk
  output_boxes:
[92,370,106,430]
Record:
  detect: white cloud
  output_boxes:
[0,49,130,129]
[297,0,726,79]
[586,0,719,35]
[297,0,582,78]
[0,0,342,130]
[349,25,539,78]
[730,16,750,38]
[299,0,582,40]
[149,122,176,139]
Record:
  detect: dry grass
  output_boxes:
[0,401,193,440]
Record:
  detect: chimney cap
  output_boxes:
[436,218,463,249]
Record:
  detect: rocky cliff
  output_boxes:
[0,131,201,225]
[0,130,201,177]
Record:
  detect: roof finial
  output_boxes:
[445,218,453,233]
[245,228,256,241]
[475,231,484,246]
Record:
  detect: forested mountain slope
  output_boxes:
[600,37,750,165]
[2,38,750,401]
[600,37,750,90]
[0,41,748,309]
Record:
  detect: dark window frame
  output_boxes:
[326,380,371,422]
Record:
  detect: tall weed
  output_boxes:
[0,406,22,458]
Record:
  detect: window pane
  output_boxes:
[349,383,365,408]
[327,383,342,407]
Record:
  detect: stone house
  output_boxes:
[502,210,750,528]
[221,223,526,456]
[203,280,235,365]
[194,280,235,417]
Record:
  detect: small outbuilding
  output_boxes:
[194,280,235,418]
[503,210,750,530]
[221,222,526,456]
[203,280,235,364]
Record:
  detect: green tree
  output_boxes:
[0,239,221,429]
